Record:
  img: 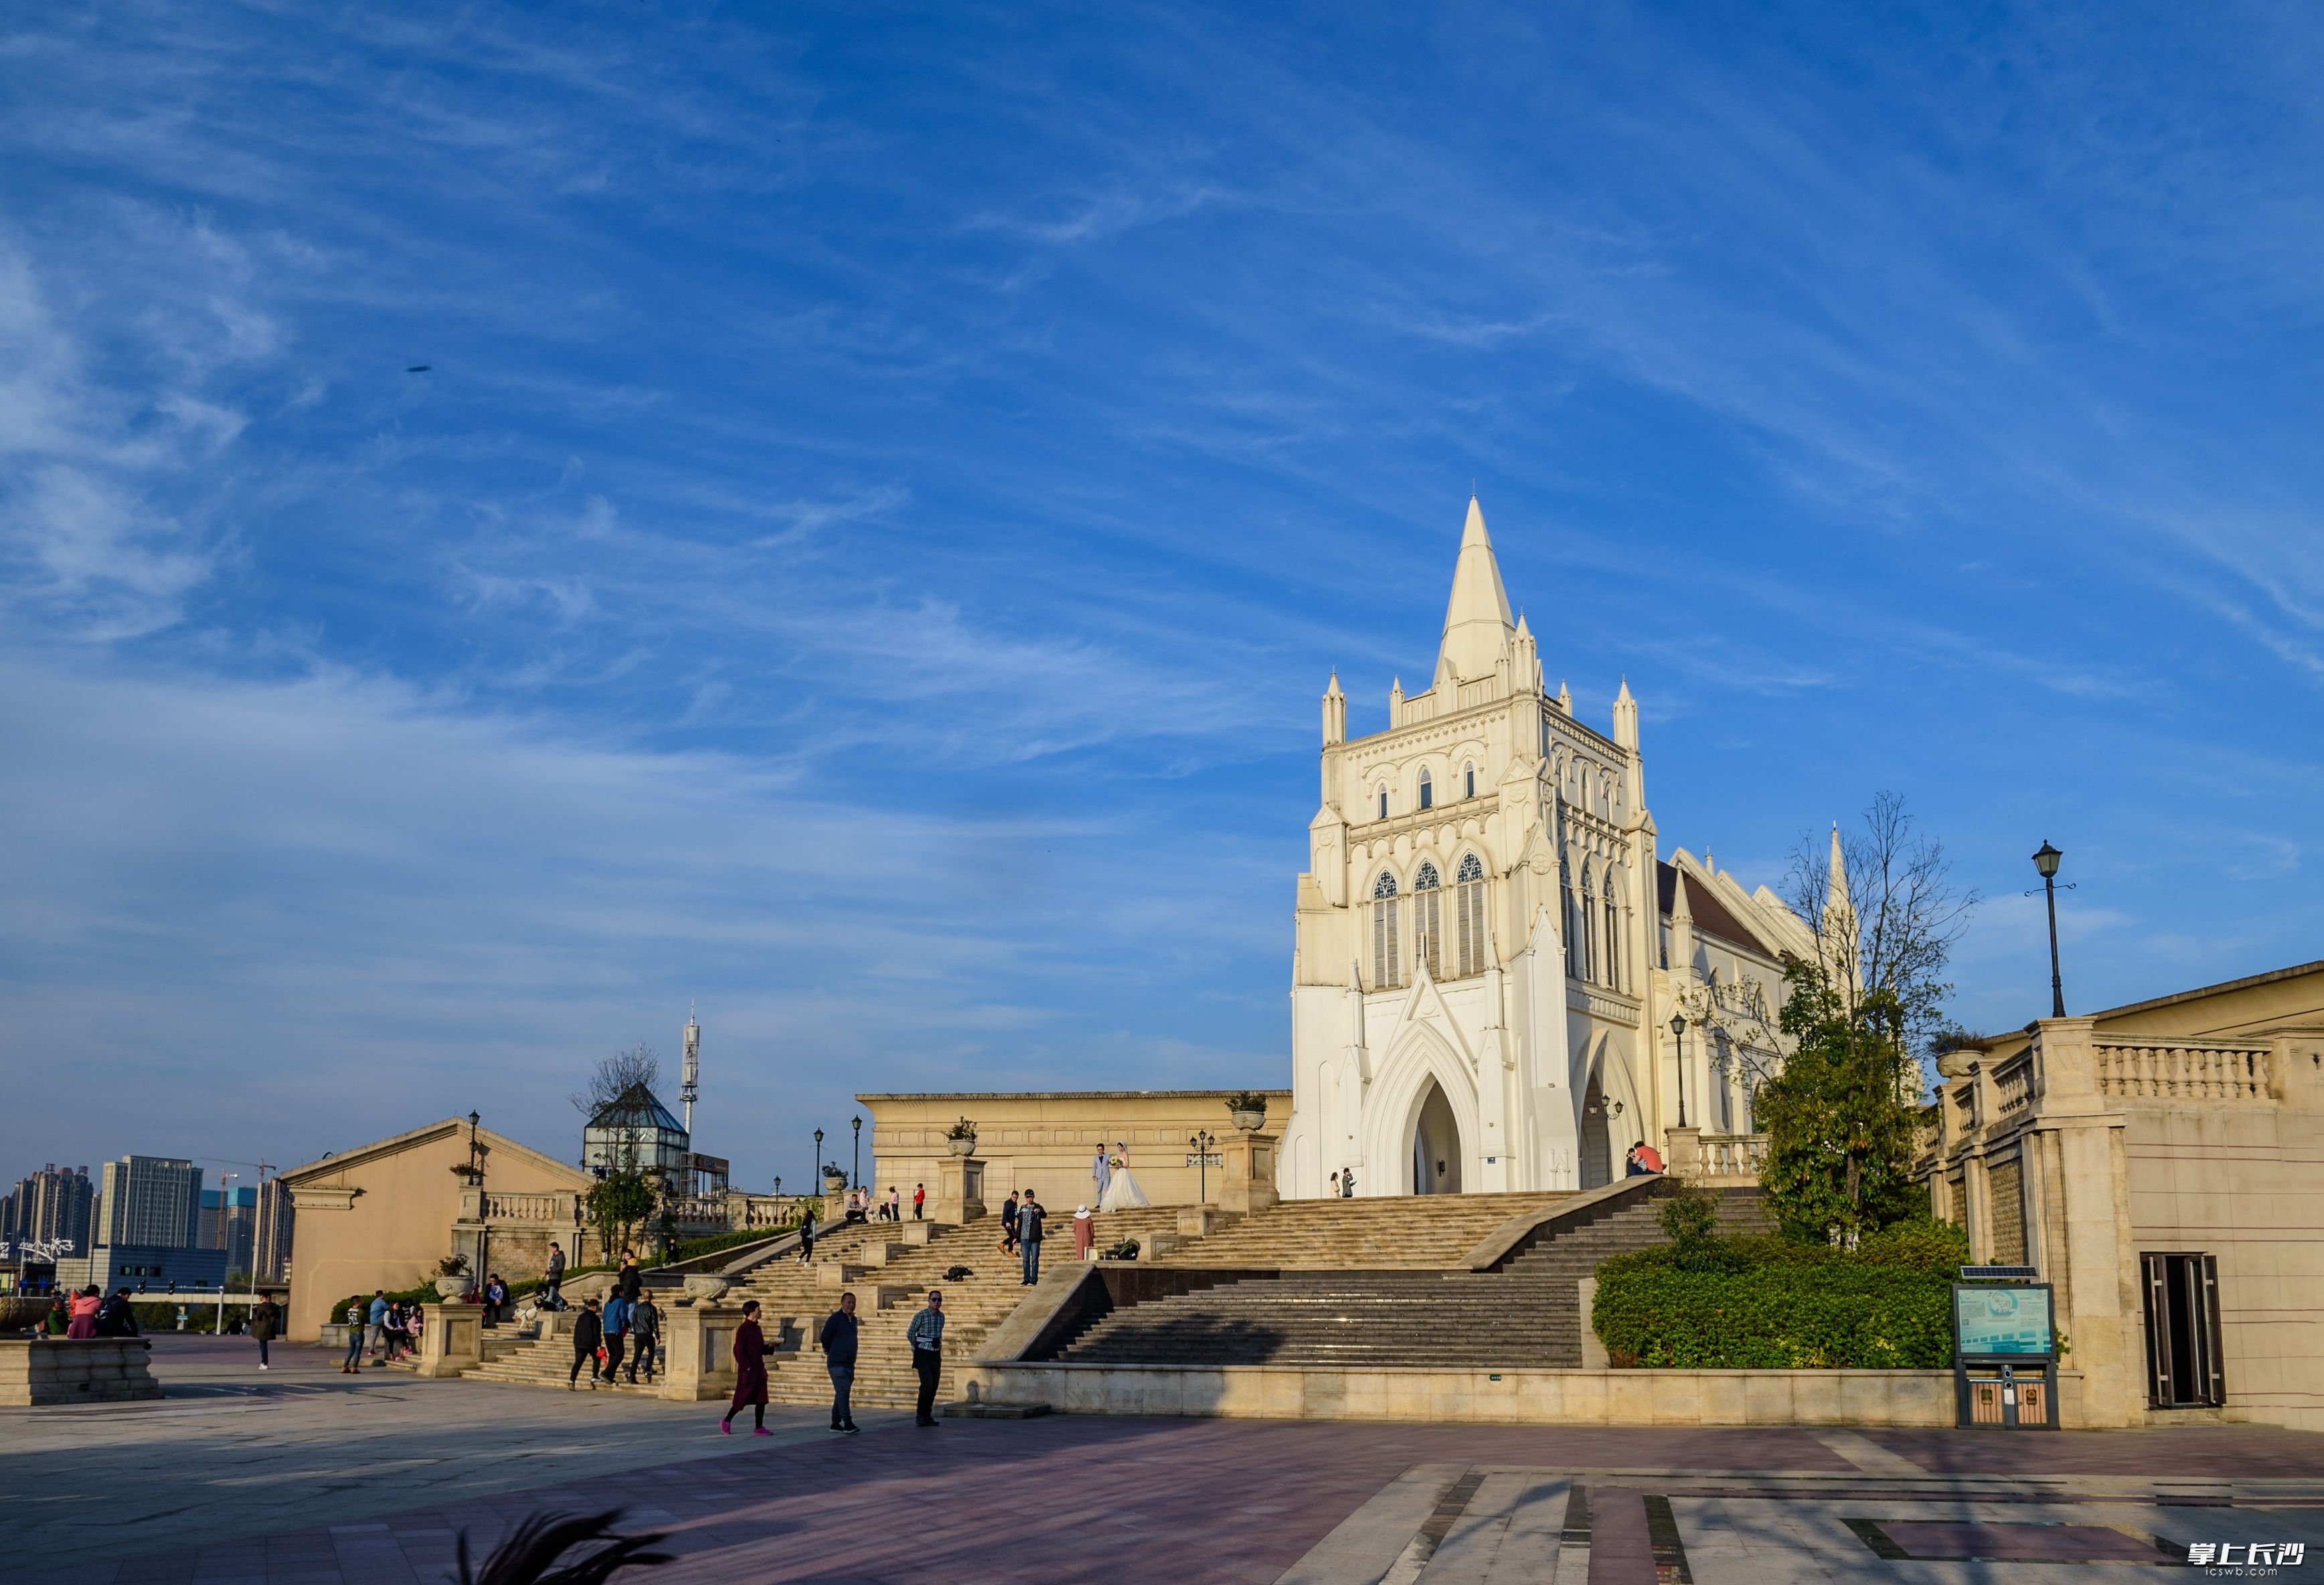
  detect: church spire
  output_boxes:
[1322,669,1346,746]
[1437,495,1515,684]
[1612,676,1638,750]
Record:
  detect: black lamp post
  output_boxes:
[1669,1013,1689,1128]
[2033,840,2066,1017]
[1188,1130,1217,1203]
[813,1129,824,1194]
[852,1116,862,1196]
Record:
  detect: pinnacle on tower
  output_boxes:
[1556,678,1573,715]
[1437,495,1516,683]
[1612,676,1639,749]
[1826,823,1851,912]
[1322,669,1347,746]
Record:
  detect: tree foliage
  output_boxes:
[1784,790,1978,1072]
[1755,960,1929,1244]
[587,1163,659,1258]
[572,1042,661,1119]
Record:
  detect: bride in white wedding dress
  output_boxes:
[1098,1140,1151,1211]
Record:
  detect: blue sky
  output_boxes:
[3,3,2319,1194]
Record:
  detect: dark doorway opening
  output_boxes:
[2141,1252,2224,1408]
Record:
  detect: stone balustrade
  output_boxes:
[1994,1053,2033,1122]
[2093,1038,2271,1103]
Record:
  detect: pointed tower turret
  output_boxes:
[1669,867,1697,980]
[1612,676,1639,750]
[1322,670,1347,746]
[1512,611,1542,696]
[1437,495,1516,683]
[1821,824,1860,997]
[1556,678,1572,716]
[1389,675,1404,726]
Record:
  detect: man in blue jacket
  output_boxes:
[819,1291,859,1433]
[602,1290,631,1384]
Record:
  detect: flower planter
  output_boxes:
[1230,1108,1266,1133]
[434,1276,473,1300]
[946,1136,977,1157]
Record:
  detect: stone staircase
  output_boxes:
[751,1207,1192,1411]
[1059,1187,1770,1370]
[1153,1190,1570,1269]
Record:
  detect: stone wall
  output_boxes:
[955,1361,2087,1428]
[0,1339,163,1406]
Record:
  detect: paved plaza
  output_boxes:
[4,1337,2323,1583]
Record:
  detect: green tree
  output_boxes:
[1755,960,1928,1244]
[587,1163,659,1258]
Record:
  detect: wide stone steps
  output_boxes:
[1155,1191,1570,1270]
[1063,1187,1770,1371]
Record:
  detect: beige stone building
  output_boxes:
[279,1118,596,1342]
[1284,498,1809,1200]
[1924,960,2324,1428]
[861,1090,1291,1219]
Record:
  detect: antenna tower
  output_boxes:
[681,1003,701,1135]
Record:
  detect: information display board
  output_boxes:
[1954,1284,2054,1356]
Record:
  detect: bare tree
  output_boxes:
[572,1042,662,1118]
[1783,790,1979,1055]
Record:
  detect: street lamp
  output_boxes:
[1187,1131,1218,1203]
[813,1129,824,1195]
[1669,1013,1689,1129]
[2032,840,2067,1018]
[852,1116,862,1198]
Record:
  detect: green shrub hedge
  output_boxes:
[1592,1217,1969,1369]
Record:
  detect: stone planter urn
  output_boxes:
[946,1135,977,1157]
[681,1276,732,1305]
[434,1275,474,1300]
[1230,1108,1267,1133]
[0,1295,54,1332]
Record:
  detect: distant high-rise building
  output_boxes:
[254,1177,294,1284]
[98,1156,203,1250]
[200,1185,259,1274]
[1,1165,96,1254]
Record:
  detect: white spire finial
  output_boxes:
[1438,496,1516,684]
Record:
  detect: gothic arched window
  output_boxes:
[1455,853,1487,976]
[1418,769,1433,811]
[1371,870,1401,989]
[1562,857,1581,977]
[1464,762,1476,799]
[1602,874,1621,990]
[1378,785,1388,821]
[1412,861,1442,980]
[1580,865,1599,983]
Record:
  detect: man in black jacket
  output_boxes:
[567,1298,604,1390]
[819,1290,859,1433]
[1017,1195,1046,1286]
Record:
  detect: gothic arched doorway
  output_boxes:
[1410,1078,1463,1195]
[1579,1068,1612,1190]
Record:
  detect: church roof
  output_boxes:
[1657,861,1779,959]
[1437,496,1515,683]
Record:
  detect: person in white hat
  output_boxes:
[1074,1204,1095,1261]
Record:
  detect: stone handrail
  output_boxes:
[477,1191,575,1223]
[1698,1133,1767,1179]
[2094,1038,2271,1103]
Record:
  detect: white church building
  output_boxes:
[1279,498,1824,1199]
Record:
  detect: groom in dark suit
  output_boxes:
[1017,1194,1047,1284]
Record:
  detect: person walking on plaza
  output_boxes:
[542,1242,566,1311]
[1017,1194,1046,1286]
[797,1203,817,1264]
[252,1295,279,1370]
[999,1191,1019,1255]
[567,1297,604,1390]
[1074,1204,1094,1261]
[819,1290,859,1434]
[628,1292,661,1384]
[906,1290,945,1426]
[339,1301,364,1371]
[617,1249,642,1299]
[722,1299,776,1436]
[602,1290,631,1384]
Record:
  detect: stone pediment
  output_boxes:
[1394,970,1477,1073]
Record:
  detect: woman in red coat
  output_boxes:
[722,1300,776,1436]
